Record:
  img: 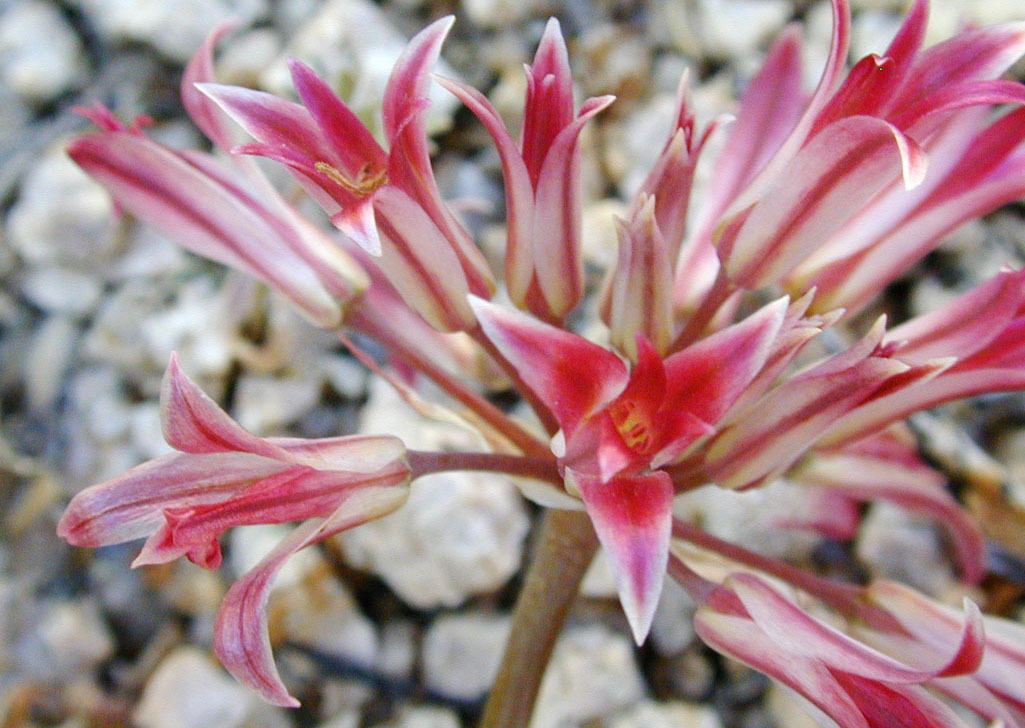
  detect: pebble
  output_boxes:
[133,647,253,728]
[532,624,646,728]
[233,371,325,434]
[22,315,78,412]
[855,502,955,594]
[375,706,460,728]
[341,379,529,607]
[69,0,268,63]
[604,699,724,728]
[421,612,511,701]
[5,143,118,268]
[15,599,114,682]
[20,267,102,316]
[0,0,86,103]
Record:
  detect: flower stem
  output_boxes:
[480,509,598,728]
[407,450,561,483]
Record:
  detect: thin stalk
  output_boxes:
[343,313,548,458]
[671,520,900,630]
[407,450,561,484]
[470,324,561,438]
[668,266,733,352]
[480,509,598,728]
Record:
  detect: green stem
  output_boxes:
[480,509,598,728]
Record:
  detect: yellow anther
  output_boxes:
[314,161,388,197]
[608,398,654,454]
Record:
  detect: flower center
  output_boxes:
[314,161,388,197]
[608,398,655,454]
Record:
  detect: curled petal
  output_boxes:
[181,21,240,152]
[214,484,409,707]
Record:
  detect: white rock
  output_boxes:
[6,144,118,268]
[277,574,379,668]
[376,706,460,728]
[20,267,102,316]
[341,379,529,607]
[661,0,790,61]
[649,577,697,656]
[580,548,619,599]
[69,0,268,63]
[260,0,459,135]
[228,524,319,588]
[233,371,324,434]
[532,624,646,728]
[460,0,543,28]
[0,0,86,102]
[18,600,114,681]
[856,502,954,593]
[675,481,824,560]
[421,612,511,701]
[215,28,283,86]
[133,647,252,728]
[23,314,78,412]
[376,620,417,680]
[604,700,723,728]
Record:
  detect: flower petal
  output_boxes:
[470,297,628,438]
[569,468,674,643]
[214,485,409,707]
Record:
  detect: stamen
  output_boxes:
[315,161,388,197]
[608,399,654,454]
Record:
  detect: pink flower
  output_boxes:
[199,18,494,331]
[470,295,786,640]
[694,573,986,728]
[58,355,410,706]
[67,27,368,329]
[437,19,614,320]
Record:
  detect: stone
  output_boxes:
[6,144,118,268]
[22,315,78,412]
[0,0,86,103]
[20,267,102,316]
[376,706,460,728]
[133,647,252,728]
[233,371,325,434]
[340,379,529,607]
[604,699,723,728]
[855,502,955,594]
[421,612,511,701]
[68,0,268,63]
[16,599,115,682]
[532,624,646,728]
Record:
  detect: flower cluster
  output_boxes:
[59,0,1025,725]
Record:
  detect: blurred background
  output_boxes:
[2,0,1025,726]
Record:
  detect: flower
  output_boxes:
[693,572,987,728]
[437,19,614,320]
[58,355,410,706]
[199,18,494,331]
[470,294,787,640]
[67,26,368,329]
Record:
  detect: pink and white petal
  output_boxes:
[382,16,454,143]
[269,434,408,473]
[722,0,852,217]
[161,354,291,460]
[718,116,927,288]
[67,133,342,327]
[197,83,331,172]
[331,195,382,256]
[214,484,409,706]
[662,296,787,423]
[830,673,974,728]
[705,357,909,490]
[435,76,536,306]
[798,450,986,583]
[521,19,575,180]
[373,186,475,331]
[570,469,674,643]
[693,25,804,236]
[531,94,616,317]
[694,608,870,728]
[288,59,387,176]
[181,22,240,152]
[885,268,1025,364]
[469,297,629,437]
[728,573,984,681]
[56,452,290,547]
[607,197,675,358]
